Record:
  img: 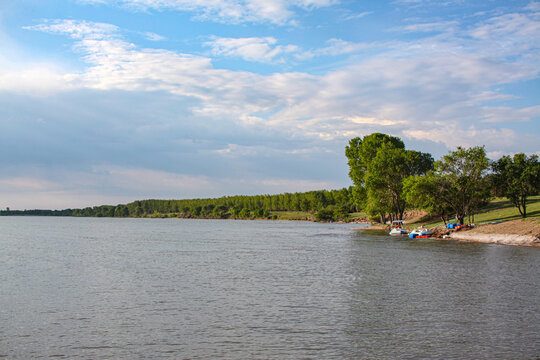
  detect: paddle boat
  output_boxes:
[408,227,433,238]
[389,220,408,236]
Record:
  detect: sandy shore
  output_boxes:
[448,218,540,247]
[448,232,540,247]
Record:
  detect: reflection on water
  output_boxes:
[1,217,538,359]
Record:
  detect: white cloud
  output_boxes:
[23,19,119,39]
[314,38,375,56]
[480,105,540,123]
[79,0,338,25]
[205,36,299,62]
[404,126,519,150]
[99,166,215,193]
[398,20,458,33]
[348,116,405,126]
[13,15,540,166]
[471,11,540,37]
[143,31,165,41]
[525,1,540,12]
[0,60,73,95]
[0,177,62,191]
[344,11,372,21]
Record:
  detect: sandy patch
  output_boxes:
[447,218,540,247]
[470,218,540,237]
[449,232,540,247]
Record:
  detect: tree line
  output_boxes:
[0,189,356,221]
[345,133,540,224]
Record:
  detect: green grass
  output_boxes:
[348,212,369,221]
[269,211,314,221]
[420,195,540,227]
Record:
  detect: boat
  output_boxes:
[389,220,408,236]
[408,227,433,238]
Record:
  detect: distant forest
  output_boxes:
[0,188,355,221]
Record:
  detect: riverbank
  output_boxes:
[447,218,540,247]
[360,216,540,247]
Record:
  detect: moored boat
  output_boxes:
[409,227,433,238]
[389,220,408,236]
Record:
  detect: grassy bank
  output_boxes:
[269,211,313,221]
[415,195,540,228]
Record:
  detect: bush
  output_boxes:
[315,208,335,222]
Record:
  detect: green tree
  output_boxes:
[403,173,454,225]
[238,208,251,219]
[365,145,433,221]
[430,146,490,224]
[492,153,540,218]
[345,133,405,209]
[315,207,335,222]
[364,186,394,223]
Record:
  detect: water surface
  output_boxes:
[1,217,538,359]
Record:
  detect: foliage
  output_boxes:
[491,153,540,218]
[56,188,355,220]
[365,145,433,221]
[345,133,404,209]
[0,209,74,216]
[346,133,433,222]
[417,146,491,224]
[315,208,335,222]
[403,174,453,225]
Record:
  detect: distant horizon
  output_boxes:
[1,0,539,209]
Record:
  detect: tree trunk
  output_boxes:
[441,215,447,226]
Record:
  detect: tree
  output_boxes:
[492,153,540,218]
[430,146,490,224]
[404,174,453,225]
[345,133,405,209]
[364,186,394,223]
[365,144,433,221]
[315,208,335,222]
[238,208,251,219]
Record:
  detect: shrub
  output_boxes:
[315,208,335,222]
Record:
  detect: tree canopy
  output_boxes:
[492,153,540,218]
[404,146,490,225]
[346,133,432,222]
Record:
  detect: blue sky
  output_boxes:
[1,0,539,209]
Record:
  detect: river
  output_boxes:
[1,216,538,359]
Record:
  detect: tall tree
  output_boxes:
[365,144,433,221]
[431,146,490,224]
[345,133,405,209]
[492,153,540,218]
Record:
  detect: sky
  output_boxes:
[0,0,539,210]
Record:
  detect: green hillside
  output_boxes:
[419,196,540,227]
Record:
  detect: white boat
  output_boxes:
[389,220,408,236]
[408,227,433,238]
